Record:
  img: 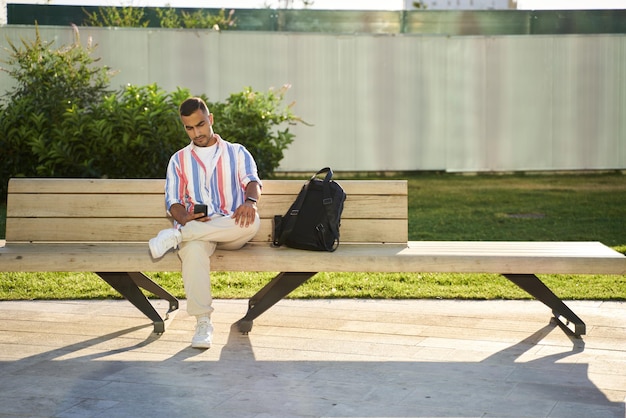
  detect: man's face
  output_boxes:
[181,109,215,147]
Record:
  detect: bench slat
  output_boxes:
[8,178,408,196]
[6,194,407,220]
[404,241,625,258]
[5,218,408,243]
[1,241,624,275]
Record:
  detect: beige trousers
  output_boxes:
[177,214,260,317]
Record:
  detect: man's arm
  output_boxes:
[232,181,261,228]
[245,181,261,202]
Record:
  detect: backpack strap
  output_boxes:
[273,176,312,246]
[319,168,340,251]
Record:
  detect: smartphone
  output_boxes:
[194,204,208,216]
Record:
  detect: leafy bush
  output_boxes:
[85,6,236,30]
[0,25,113,192]
[0,27,304,199]
[2,25,112,119]
[177,8,236,30]
[153,7,180,28]
[83,6,150,27]
[209,85,303,178]
[35,84,190,178]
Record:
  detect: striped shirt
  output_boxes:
[164,135,261,224]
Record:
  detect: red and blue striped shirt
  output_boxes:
[164,135,261,224]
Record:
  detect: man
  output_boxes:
[149,97,261,349]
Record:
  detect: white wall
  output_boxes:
[1,26,624,172]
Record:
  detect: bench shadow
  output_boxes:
[0,321,623,417]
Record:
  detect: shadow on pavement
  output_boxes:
[0,321,622,417]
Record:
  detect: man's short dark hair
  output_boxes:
[179,97,209,117]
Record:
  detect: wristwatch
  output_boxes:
[245,196,258,204]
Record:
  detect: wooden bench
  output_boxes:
[1,178,625,337]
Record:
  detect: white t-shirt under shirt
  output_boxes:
[194,143,219,178]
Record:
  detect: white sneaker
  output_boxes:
[191,316,213,349]
[149,228,182,259]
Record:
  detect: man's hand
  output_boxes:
[232,201,257,227]
[170,203,209,226]
[190,212,210,223]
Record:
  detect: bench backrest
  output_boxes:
[6,178,408,244]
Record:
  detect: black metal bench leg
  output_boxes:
[125,272,179,314]
[96,272,179,334]
[503,273,586,337]
[236,272,316,334]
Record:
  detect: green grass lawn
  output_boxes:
[1,172,625,301]
[407,172,625,245]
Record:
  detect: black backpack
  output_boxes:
[273,167,346,252]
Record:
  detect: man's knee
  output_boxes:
[218,218,260,250]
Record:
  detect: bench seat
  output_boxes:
[1,241,624,275]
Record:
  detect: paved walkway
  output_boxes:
[0,298,624,417]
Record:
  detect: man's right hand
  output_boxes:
[190,212,210,223]
[170,203,209,226]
